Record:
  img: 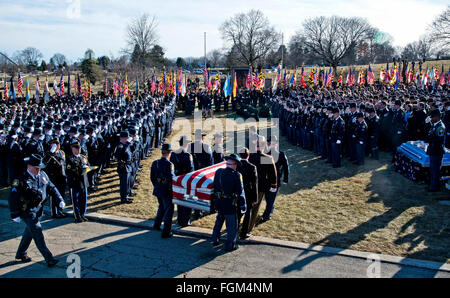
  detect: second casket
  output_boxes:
[172,161,227,212]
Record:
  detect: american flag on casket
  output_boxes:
[172,161,226,212]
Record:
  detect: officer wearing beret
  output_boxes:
[330,108,345,168]
[151,143,175,238]
[115,131,134,204]
[425,109,446,192]
[66,139,90,222]
[43,137,67,218]
[211,154,247,251]
[170,136,194,227]
[8,154,62,267]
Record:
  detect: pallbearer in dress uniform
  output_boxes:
[151,143,175,238]
[211,154,247,251]
[425,109,446,192]
[44,137,67,218]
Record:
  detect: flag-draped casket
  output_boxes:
[172,162,226,212]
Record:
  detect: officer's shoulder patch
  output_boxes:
[67,164,71,169]
[438,127,445,137]
[12,179,19,188]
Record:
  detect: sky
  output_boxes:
[0,0,447,63]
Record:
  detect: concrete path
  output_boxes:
[0,206,449,278]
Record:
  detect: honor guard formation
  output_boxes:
[2,76,449,261]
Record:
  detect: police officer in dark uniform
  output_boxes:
[115,131,134,204]
[367,107,380,160]
[330,107,345,168]
[66,139,90,223]
[425,109,446,192]
[212,132,225,164]
[211,154,246,251]
[391,99,406,153]
[8,154,62,267]
[43,137,67,218]
[26,128,45,157]
[170,136,194,227]
[237,148,258,240]
[151,143,175,238]
[354,112,368,165]
[263,135,289,221]
[442,102,450,148]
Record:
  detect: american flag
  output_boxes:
[104,77,108,94]
[246,69,252,90]
[36,76,41,98]
[60,73,64,96]
[17,73,23,95]
[53,77,58,95]
[3,76,9,100]
[367,65,375,85]
[172,161,226,212]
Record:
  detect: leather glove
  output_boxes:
[336,140,341,144]
[59,201,66,209]
[12,217,21,223]
[269,187,277,193]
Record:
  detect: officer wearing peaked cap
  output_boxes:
[425,109,446,192]
[151,143,175,238]
[8,154,63,267]
[115,131,134,204]
[43,137,67,218]
[66,138,90,223]
[170,136,194,227]
[211,154,247,251]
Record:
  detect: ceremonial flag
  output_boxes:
[394,69,399,90]
[60,73,64,96]
[88,80,92,98]
[17,73,23,96]
[233,73,238,98]
[67,72,71,96]
[440,66,445,86]
[338,72,343,87]
[308,68,315,86]
[259,73,265,91]
[326,67,333,87]
[83,80,88,101]
[36,76,40,99]
[136,77,140,96]
[246,69,252,90]
[151,75,156,95]
[25,80,30,102]
[3,75,8,100]
[223,74,232,97]
[9,77,16,101]
[252,71,258,89]
[367,65,374,85]
[385,63,391,83]
[123,74,129,99]
[300,67,305,87]
[289,69,295,87]
[346,69,351,86]
[53,77,58,95]
[272,76,278,93]
[181,73,187,97]
[203,65,209,89]
[276,62,283,83]
[44,77,49,101]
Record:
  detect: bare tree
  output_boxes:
[50,53,67,67]
[20,47,43,69]
[125,14,158,63]
[207,49,225,68]
[401,36,433,61]
[84,49,95,60]
[220,10,281,68]
[297,16,375,74]
[428,5,450,55]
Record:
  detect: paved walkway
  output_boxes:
[0,206,449,278]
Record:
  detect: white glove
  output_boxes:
[352,135,356,138]
[50,143,57,153]
[359,141,363,145]
[336,140,341,144]
[281,182,288,185]
[425,116,431,124]
[12,217,21,223]
[397,131,402,135]
[241,209,246,214]
[269,187,277,193]
[59,201,65,209]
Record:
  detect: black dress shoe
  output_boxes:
[74,218,83,223]
[129,192,137,197]
[240,233,252,240]
[161,232,173,238]
[212,241,220,247]
[224,245,239,252]
[152,226,162,231]
[47,258,59,267]
[81,216,88,222]
[15,256,32,263]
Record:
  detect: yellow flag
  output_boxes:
[233,73,237,98]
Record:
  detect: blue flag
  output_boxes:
[223,75,232,97]
[9,77,16,101]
